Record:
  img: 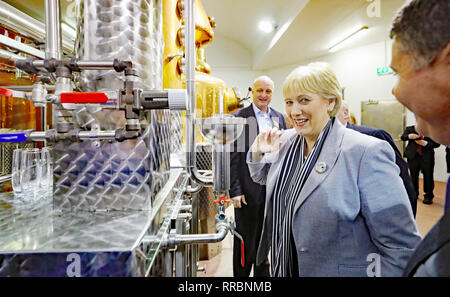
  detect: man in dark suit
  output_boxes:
[336,102,418,216]
[390,0,450,276]
[401,125,440,205]
[230,75,286,277]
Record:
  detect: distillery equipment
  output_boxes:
[0,0,246,276]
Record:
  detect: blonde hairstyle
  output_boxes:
[282,62,342,117]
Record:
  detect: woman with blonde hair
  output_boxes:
[247,62,421,277]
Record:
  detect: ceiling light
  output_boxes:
[258,20,275,33]
[329,26,369,53]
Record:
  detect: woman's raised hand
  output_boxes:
[250,127,283,158]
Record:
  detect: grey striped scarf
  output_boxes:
[271,118,334,277]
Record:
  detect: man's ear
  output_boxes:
[432,43,450,66]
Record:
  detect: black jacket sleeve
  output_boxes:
[401,126,414,141]
[424,137,440,149]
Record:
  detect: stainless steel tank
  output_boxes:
[51,0,171,211]
[75,0,163,91]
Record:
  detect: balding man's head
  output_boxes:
[252,75,274,113]
[253,76,274,88]
[336,101,350,125]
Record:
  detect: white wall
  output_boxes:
[204,34,262,107]
[205,35,448,183]
[265,40,395,116]
[264,40,448,182]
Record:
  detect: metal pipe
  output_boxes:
[27,129,117,142]
[0,175,12,183]
[212,143,231,192]
[190,191,199,276]
[45,0,62,60]
[77,130,117,140]
[185,0,195,169]
[0,35,45,59]
[0,1,46,40]
[0,1,73,53]
[175,216,188,276]
[185,182,202,194]
[184,0,212,186]
[169,221,228,245]
[29,60,120,72]
[179,205,192,212]
[75,61,115,70]
[163,249,173,277]
[28,131,48,142]
[41,107,47,146]
[0,48,22,62]
[32,60,45,71]
[0,85,55,91]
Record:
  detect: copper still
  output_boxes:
[163,0,243,144]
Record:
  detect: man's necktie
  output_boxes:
[418,135,423,155]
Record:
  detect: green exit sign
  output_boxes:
[377,67,393,75]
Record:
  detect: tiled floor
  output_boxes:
[197,178,447,277]
[415,179,447,236]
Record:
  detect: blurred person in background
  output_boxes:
[337,101,417,216]
[229,75,286,277]
[401,125,440,205]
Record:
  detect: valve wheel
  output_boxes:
[213,196,230,205]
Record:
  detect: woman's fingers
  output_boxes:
[255,127,283,153]
[262,129,268,142]
[267,127,279,143]
[273,128,282,141]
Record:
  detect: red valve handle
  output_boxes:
[60,92,108,104]
[213,196,231,204]
[0,88,13,97]
[241,240,245,267]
